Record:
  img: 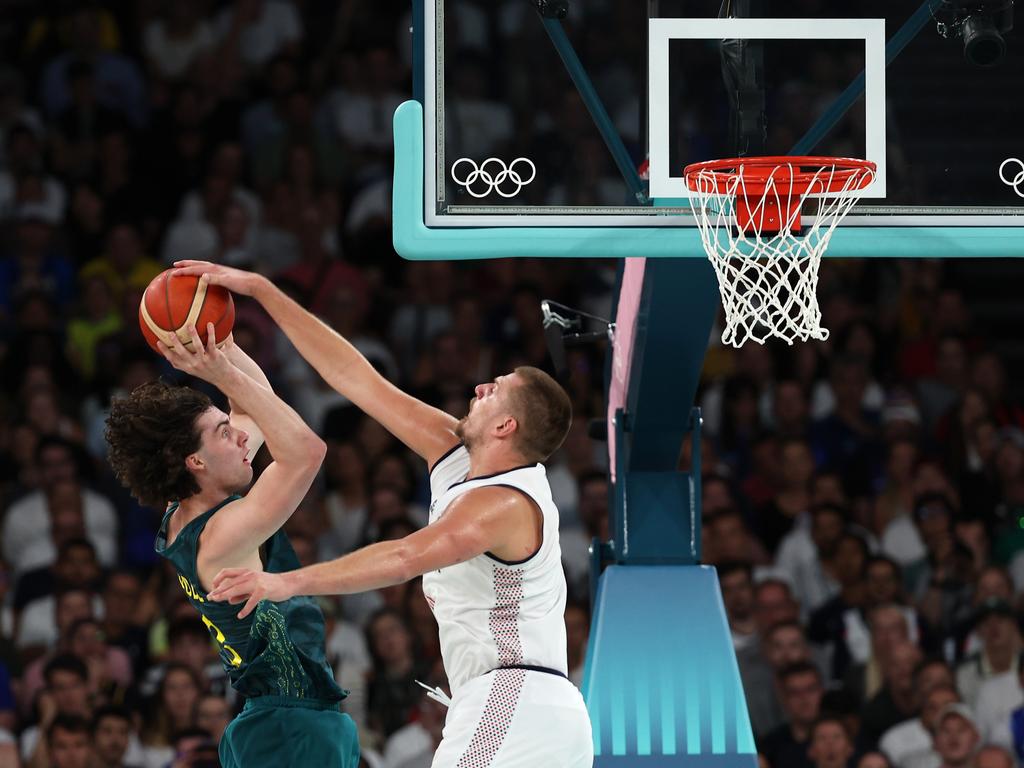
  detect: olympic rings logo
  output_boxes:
[450,157,536,199]
[999,158,1024,198]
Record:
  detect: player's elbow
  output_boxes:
[306,435,327,464]
[293,434,327,468]
[391,542,419,584]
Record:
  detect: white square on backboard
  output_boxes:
[648,18,887,200]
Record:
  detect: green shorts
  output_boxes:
[219,695,360,768]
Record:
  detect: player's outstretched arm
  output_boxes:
[159,320,325,569]
[208,486,539,618]
[172,261,460,467]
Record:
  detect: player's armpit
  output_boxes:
[198,452,324,572]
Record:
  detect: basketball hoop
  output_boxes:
[684,156,876,347]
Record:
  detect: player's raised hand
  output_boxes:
[156,316,234,386]
[172,260,264,297]
[208,567,295,619]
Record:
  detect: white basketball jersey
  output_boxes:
[422,445,569,694]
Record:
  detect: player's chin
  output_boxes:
[234,465,255,490]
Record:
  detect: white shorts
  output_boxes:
[431,668,593,768]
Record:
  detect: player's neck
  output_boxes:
[177,485,233,520]
[465,445,534,480]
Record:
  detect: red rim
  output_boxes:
[683,155,876,195]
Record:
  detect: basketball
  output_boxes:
[138,269,235,353]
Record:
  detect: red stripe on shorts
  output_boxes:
[455,668,527,768]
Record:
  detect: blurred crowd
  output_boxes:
[0,3,1020,768]
[702,261,1024,768]
[0,2,611,767]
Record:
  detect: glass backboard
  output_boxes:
[422,0,1024,229]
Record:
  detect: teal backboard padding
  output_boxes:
[581,565,757,767]
[392,100,1024,260]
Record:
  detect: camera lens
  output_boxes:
[962,14,1007,67]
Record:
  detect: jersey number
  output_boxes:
[201,614,244,668]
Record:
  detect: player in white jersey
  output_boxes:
[174,261,594,768]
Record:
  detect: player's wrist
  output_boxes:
[281,569,306,600]
[212,365,247,393]
[249,273,274,302]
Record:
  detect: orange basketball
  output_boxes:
[139,269,235,353]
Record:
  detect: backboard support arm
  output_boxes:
[792,0,941,154]
[537,13,649,205]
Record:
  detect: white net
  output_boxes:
[687,161,874,347]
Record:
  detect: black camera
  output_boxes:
[531,0,569,20]
[935,0,1014,67]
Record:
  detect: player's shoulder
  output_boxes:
[428,441,470,496]
[447,483,537,517]
[428,440,468,477]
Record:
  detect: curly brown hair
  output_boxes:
[105,380,212,508]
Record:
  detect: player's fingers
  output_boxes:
[186,324,204,355]
[238,593,261,620]
[211,568,245,590]
[162,333,186,359]
[211,582,243,603]
[206,321,217,353]
[171,260,215,272]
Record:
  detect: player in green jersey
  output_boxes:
[105,307,359,768]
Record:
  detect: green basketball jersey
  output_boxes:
[155,496,345,703]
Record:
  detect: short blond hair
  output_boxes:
[507,366,572,462]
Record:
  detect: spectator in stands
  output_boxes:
[810,356,881,497]
[978,652,1024,756]
[823,556,924,683]
[758,661,824,768]
[860,640,924,749]
[364,607,427,743]
[100,570,149,677]
[771,379,811,441]
[143,0,218,84]
[740,620,819,738]
[561,470,611,601]
[2,436,117,574]
[877,661,956,767]
[845,603,912,705]
[16,531,101,612]
[379,662,448,768]
[21,654,93,767]
[17,586,97,659]
[194,694,231,746]
[934,702,980,768]
[856,753,894,768]
[807,716,856,768]
[973,745,1015,768]
[706,509,771,568]
[565,602,590,687]
[720,562,758,651]
[140,617,225,700]
[875,439,927,568]
[47,713,93,768]
[756,438,815,555]
[912,493,974,635]
[808,532,869,678]
[785,503,847,618]
[956,598,1022,709]
[139,663,201,767]
[91,705,137,768]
